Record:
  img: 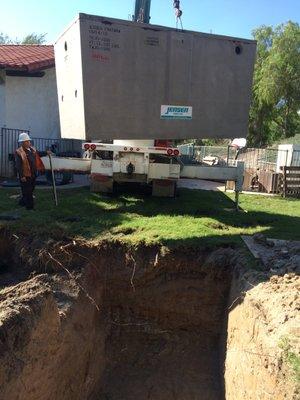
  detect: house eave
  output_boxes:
[0,63,55,74]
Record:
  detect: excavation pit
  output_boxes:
[0,234,298,400]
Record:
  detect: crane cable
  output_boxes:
[173,0,183,30]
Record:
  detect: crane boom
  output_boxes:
[133,0,151,23]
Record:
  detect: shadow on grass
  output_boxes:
[1,186,299,247]
[85,186,300,245]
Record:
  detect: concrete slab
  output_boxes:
[179,178,278,196]
[242,235,300,272]
[178,179,225,191]
[0,175,90,191]
[227,189,277,196]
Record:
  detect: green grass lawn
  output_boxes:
[0,186,299,248]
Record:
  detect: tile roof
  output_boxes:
[0,45,55,72]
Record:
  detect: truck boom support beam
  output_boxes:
[133,0,151,23]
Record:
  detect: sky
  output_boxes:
[0,0,299,44]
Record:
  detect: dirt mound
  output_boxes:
[0,273,106,400]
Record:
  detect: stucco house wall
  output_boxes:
[1,67,60,139]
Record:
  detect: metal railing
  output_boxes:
[0,127,83,178]
[178,144,300,194]
[178,144,300,171]
[234,147,288,171]
[0,128,29,178]
[178,144,236,166]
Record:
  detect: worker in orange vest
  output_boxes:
[15,132,44,210]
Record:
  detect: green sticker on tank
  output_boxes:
[161,105,192,120]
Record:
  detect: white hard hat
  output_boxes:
[18,132,31,142]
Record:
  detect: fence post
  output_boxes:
[283,166,287,198]
[285,150,288,169]
[224,145,231,192]
[235,161,244,211]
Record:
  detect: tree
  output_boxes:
[0,33,12,44]
[249,22,300,147]
[0,32,46,45]
[21,33,46,45]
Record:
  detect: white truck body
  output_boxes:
[41,140,244,203]
[42,140,182,197]
[41,157,91,173]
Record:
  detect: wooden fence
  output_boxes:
[257,170,280,193]
[280,166,300,198]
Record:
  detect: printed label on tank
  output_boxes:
[145,37,160,46]
[160,105,193,120]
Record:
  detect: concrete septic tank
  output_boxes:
[55,14,256,141]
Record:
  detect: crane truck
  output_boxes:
[42,1,256,203]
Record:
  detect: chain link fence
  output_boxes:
[178,143,300,194]
[178,144,300,169]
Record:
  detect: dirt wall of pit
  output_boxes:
[0,241,234,400]
[225,269,299,400]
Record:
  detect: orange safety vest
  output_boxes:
[16,146,45,178]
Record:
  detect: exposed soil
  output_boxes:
[0,231,299,400]
[226,268,299,400]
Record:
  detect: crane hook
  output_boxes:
[173,0,183,30]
